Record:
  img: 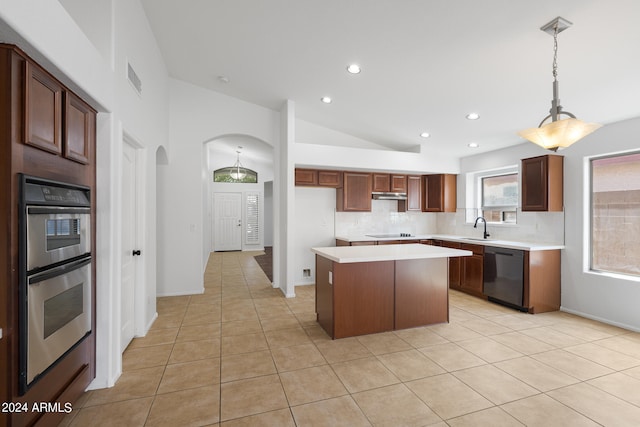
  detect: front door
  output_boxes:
[214,193,242,251]
[121,141,138,351]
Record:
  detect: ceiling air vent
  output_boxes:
[127,62,142,95]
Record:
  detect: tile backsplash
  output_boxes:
[335,200,437,236]
[437,209,565,245]
[334,201,565,245]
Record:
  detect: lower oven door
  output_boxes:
[24,256,92,387]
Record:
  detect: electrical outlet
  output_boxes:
[303,269,311,277]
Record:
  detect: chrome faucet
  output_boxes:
[474,216,490,239]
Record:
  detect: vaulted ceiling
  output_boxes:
[141,0,640,158]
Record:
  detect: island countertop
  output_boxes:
[312,243,472,263]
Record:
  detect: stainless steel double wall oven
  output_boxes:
[19,175,92,393]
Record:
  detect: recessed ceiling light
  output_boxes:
[420,132,431,138]
[347,64,361,74]
[321,96,332,104]
[466,112,480,120]
[468,142,479,148]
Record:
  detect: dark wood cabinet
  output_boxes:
[461,243,484,297]
[295,168,342,187]
[1,44,96,427]
[399,175,422,212]
[422,174,456,212]
[316,255,448,339]
[391,175,407,192]
[318,170,342,187]
[336,172,372,212]
[372,173,390,192]
[372,173,406,193]
[25,61,63,155]
[295,168,317,186]
[64,92,94,164]
[441,241,462,289]
[521,155,563,211]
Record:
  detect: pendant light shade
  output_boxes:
[518,117,602,152]
[213,146,258,183]
[519,17,601,151]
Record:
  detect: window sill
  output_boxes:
[586,269,640,283]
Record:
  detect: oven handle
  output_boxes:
[28,257,92,285]
[27,206,91,215]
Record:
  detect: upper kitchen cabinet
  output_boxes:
[64,92,94,164]
[372,173,407,193]
[25,62,63,155]
[336,171,372,212]
[422,174,456,212]
[521,155,563,211]
[24,59,96,165]
[295,168,342,187]
[295,168,318,186]
[318,170,342,188]
[399,175,422,212]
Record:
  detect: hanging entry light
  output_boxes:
[518,17,601,151]
[213,146,258,183]
[229,147,247,180]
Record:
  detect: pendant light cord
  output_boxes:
[552,24,559,82]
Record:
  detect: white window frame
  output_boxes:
[587,149,640,280]
[466,166,519,224]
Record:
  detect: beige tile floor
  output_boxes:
[61,251,640,426]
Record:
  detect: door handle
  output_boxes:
[132,250,141,256]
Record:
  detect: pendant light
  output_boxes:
[518,17,602,151]
[229,147,247,180]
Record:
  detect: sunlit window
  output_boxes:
[591,152,640,277]
[480,173,518,223]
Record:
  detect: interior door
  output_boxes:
[214,193,242,251]
[121,141,137,351]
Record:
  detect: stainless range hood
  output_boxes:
[372,192,407,201]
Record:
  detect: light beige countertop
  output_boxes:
[312,243,472,263]
[335,234,564,251]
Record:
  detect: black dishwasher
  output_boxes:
[483,246,525,310]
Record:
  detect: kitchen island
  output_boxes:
[311,244,472,339]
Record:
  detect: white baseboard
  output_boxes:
[560,306,640,333]
[156,288,205,297]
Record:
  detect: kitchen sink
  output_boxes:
[462,237,494,242]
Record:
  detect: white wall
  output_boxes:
[264,181,274,247]
[294,187,336,285]
[561,117,640,331]
[159,79,279,297]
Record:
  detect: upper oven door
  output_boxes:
[26,206,91,271]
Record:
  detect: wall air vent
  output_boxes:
[127,62,142,95]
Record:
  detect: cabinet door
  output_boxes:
[441,241,462,288]
[521,155,563,211]
[390,175,407,192]
[423,174,443,212]
[318,170,342,187]
[25,62,63,154]
[406,175,422,211]
[372,173,390,192]
[521,156,548,211]
[460,243,484,295]
[423,174,456,212]
[295,168,318,186]
[64,92,94,164]
[461,255,484,294]
[337,172,371,211]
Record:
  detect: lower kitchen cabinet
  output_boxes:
[441,241,462,289]
[524,250,561,313]
[461,243,484,297]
